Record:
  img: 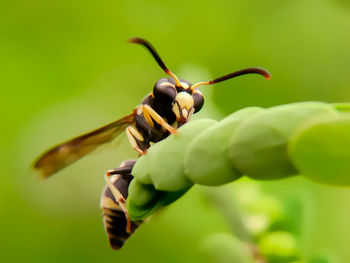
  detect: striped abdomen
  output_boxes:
[100,161,143,250]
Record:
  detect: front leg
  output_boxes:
[126,104,177,156]
[142,104,177,134]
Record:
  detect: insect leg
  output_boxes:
[104,171,132,233]
[139,104,154,128]
[126,125,147,155]
[101,160,142,249]
[142,104,177,134]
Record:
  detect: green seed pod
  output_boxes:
[128,179,158,207]
[127,197,159,221]
[184,107,264,185]
[156,187,191,206]
[289,114,350,186]
[134,119,217,191]
[127,185,190,221]
[229,102,339,180]
[131,152,153,185]
[132,119,217,189]
[127,179,164,220]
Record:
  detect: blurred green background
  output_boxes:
[1,0,350,262]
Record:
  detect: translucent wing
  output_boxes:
[34,113,135,178]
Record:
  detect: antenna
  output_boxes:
[191,67,271,90]
[129,37,182,86]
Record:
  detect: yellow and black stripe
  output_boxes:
[100,160,143,250]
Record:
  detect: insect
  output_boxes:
[33,37,270,249]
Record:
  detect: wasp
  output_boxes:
[33,37,270,249]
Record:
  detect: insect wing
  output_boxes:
[34,113,135,178]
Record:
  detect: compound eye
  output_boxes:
[193,90,204,113]
[153,79,177,103]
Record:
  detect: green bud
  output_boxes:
[229,102,338,180]
[128,179,158,207]
[289,114,350,186]
[127,187,190,221]
[185,107,264,185]
[127,197,159,221]
[132,152,153,185]
[148,119,217,191]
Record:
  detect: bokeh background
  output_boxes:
[1,0,350,262]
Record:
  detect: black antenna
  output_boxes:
[191,67,270,90]
[129,37,181,86]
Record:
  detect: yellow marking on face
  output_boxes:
[175,92,194,110]
[182,108,188,119]
[180,82,189,90]
[172,103,181,119]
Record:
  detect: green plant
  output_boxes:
[128,101,350,221]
